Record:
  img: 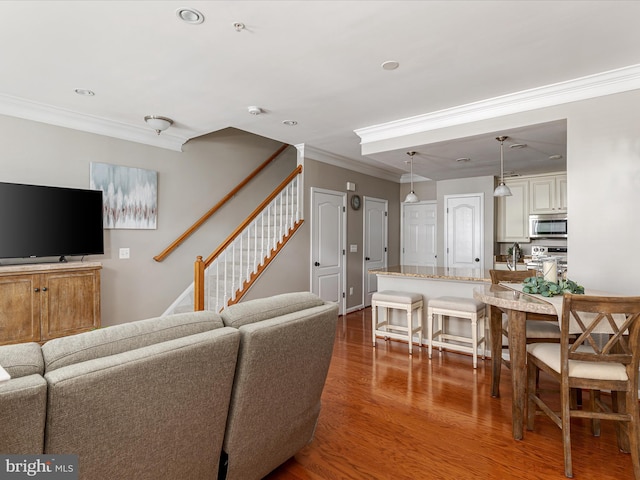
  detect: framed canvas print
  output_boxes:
[90,162,158,229]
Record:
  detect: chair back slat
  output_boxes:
[563,294,640,368]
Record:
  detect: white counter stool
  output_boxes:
[372,290,423,355]
[427,296,486,368]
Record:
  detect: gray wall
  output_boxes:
[0,115,297,325]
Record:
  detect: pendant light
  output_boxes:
[493,136,512,197]
[404,151,419,203]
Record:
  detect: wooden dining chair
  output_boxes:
[489,269,562,364]
[526,293,640,479]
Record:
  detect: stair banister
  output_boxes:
[194,164,303,311]
[153,143,289,262]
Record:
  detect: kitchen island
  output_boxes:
[369,266,493,354]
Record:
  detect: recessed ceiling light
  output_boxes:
[456,157,471,163]
[282,120,297,126]
[233,22,245,32]
[509,143,527,149]
[176,8,204,24]
[74,88,95,96]
[381,60,399,70]
[549,154,563,160]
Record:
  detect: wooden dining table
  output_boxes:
[473,283,559,440]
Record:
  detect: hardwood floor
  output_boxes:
[266,307,635,480]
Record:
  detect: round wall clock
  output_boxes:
[350,194,361,210]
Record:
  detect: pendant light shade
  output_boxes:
[493,136,512,197]
[404,151,419,203]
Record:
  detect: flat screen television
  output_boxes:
[0,181,104,261]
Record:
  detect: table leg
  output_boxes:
[508,309,527,440]
[490,305,503,398]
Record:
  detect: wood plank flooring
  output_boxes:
[266,307,635,480]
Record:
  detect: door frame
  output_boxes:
[309,187,347,315]
[362,196,388,308]
[443,193,485,271]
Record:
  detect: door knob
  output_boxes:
[365,257,370,261]
[314,262,320,267]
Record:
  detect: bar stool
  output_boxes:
[371,290,423,355]
[427,296,486,368]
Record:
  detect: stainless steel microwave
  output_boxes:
[529,213,568,239]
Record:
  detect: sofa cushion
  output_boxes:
[42,310,223,372]
[220,292,326,328]
[0,342,44,377]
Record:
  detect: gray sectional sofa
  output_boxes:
[0,292,338,480]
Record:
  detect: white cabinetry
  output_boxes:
[529,174,567,214]
[496,179,529,242]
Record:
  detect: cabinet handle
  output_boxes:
[42,287,48,292]
[34,288,40,292]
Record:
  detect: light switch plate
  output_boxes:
[119,248,130,259]
[350,244,357,253]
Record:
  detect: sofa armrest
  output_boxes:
[0,374,47,453]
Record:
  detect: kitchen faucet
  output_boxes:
[507,242,521,271]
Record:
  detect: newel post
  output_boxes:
[194,256,205,311]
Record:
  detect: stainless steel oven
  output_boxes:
[529,213,568,239]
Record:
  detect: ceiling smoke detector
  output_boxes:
[247,106,262,115]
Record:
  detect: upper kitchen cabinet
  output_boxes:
[496,178,529,242]
[529,174,567,214]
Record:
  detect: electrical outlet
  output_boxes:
[119,248,130,259]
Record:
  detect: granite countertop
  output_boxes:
[494,255,531,263]
[369,265,492,283]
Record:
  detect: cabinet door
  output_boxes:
[41,269,100,340]
[529,176,556,213]
[556,174,568,212]
[0,274,40,345]
[497,179,529,242]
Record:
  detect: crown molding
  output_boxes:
[302,145,401,182]
[0,93,190,152]
[355,63,640,146]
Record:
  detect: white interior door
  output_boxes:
[445,194,484,270]
[311,188,346,314]
[363,196,388,307]
[401,202,437,266]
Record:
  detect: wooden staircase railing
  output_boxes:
[194,164,303,311]
[153,143,289,262]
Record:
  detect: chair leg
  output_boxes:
[406,307,413,355]
[590,390,601,438]
[612,390,630,452]
[624,388,640,479]
[561,384,574,478]
[526,358,537,431]
[372,303,377,347]
[471,315,478,369]
[427,308,433,359]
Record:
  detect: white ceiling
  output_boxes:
[1,1,640,181]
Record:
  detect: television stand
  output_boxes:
[0,261,101,345]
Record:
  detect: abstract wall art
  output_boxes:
[90,162,158,229]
